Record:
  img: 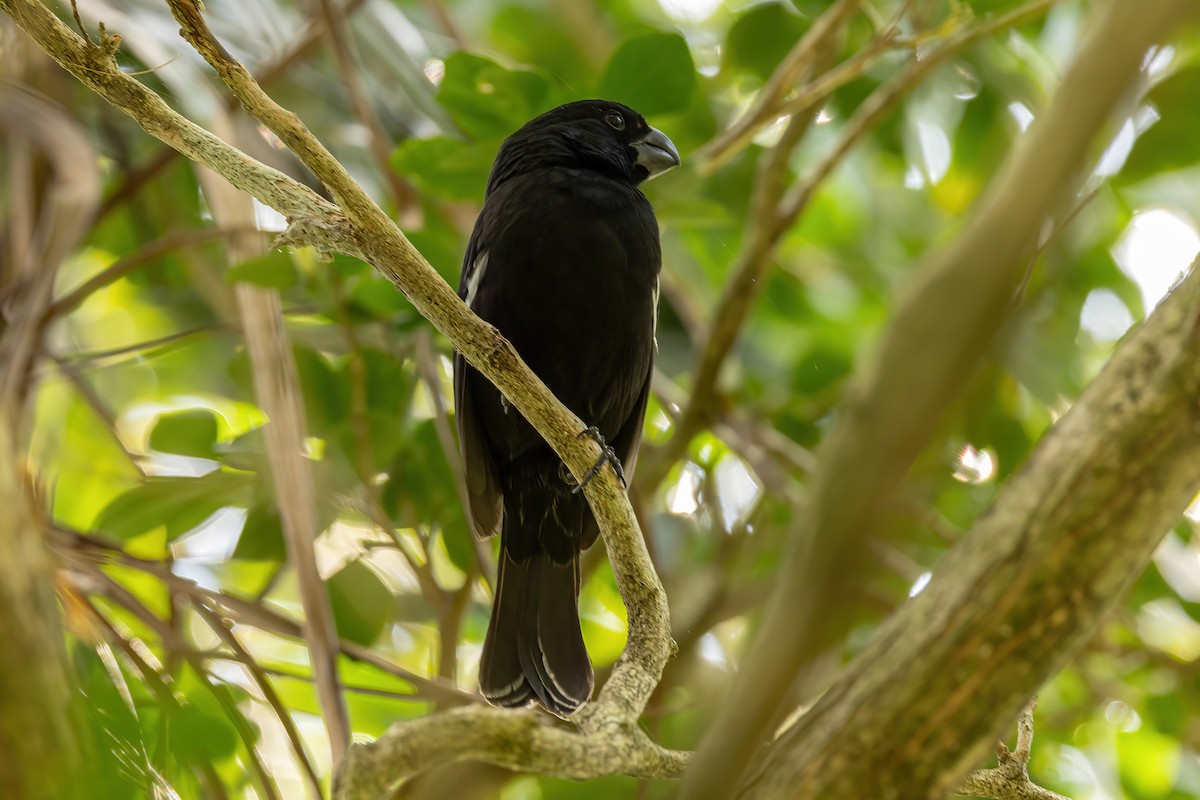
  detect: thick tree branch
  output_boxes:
[335,705,688,799]
[737,254,1200,796]
[0,412,87,798]
[679,2,1195,797]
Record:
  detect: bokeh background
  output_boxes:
[4,0,1200,797]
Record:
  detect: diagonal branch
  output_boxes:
[698,0,863,172]
[158,0,672,735]
[678,1,1195,797]
[736,247,1200,795]
[193,602,325,800]
[1,0,677,792]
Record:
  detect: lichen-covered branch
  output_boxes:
[0,0,675,793]
[959,701,1072,800]
[735,254,1200,796]
[334,705,689,799]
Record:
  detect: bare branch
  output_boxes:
[315,0,417,215]
[194,602,325,800]
[645,0,1057,488]
[699,0,863,171]
[334,705,689,799]
[46,226,255,319]
[959,701,1072,800]
[195,139,352,765]
[53,528,476,706]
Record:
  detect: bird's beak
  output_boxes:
[633,126,681,179]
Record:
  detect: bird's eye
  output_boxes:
[604,112,625,131]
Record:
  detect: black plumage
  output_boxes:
[453,100,679,716]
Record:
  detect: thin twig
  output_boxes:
[47,226,254,319]
[80,569,281,800]
[238,282,352,764]
[700,0,863,171]
[315,0,417,215]
[648,0,1060,492]
[53,526,476,705]
[81,596,234,800]
[193,602,325,800]
[414,328,495,591]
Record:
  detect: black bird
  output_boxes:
[453,101,679,716]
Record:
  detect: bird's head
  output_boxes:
[486,100,680,194]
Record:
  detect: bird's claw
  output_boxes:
[569,426,626,493]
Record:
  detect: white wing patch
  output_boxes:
[652,276,660,339]
[465,251,489,308]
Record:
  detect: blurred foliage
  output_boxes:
[4,0,1200,796]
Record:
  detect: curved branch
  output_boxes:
[335,705,688,799]
[0,0,675,792]
[159,0,672,731]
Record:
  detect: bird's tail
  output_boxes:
[478,491,593,716]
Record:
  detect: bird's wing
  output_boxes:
[455,240,503,539]
[578,352,653,552]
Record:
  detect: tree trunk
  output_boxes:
[0,409,86,799]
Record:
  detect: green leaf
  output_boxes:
[599,32,696,116]
[94,471,252,541]
[437,52,551,139]
[1122,67,1200,182]
[381,420,462,531]
[226,250,298,290]
[348,270,413,317]
[149,409,219,458]
[170,668,243,764]
[724,3,810,82]
[491,6,590,87]
[791,344,853,394]
[293,347,348,433]
[437,524,473,575]
[232,504,286,562]
[327,559,394,646]
[390,136,498,202]
[1117,725,1180,796]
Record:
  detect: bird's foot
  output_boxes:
[568,426,626,493]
